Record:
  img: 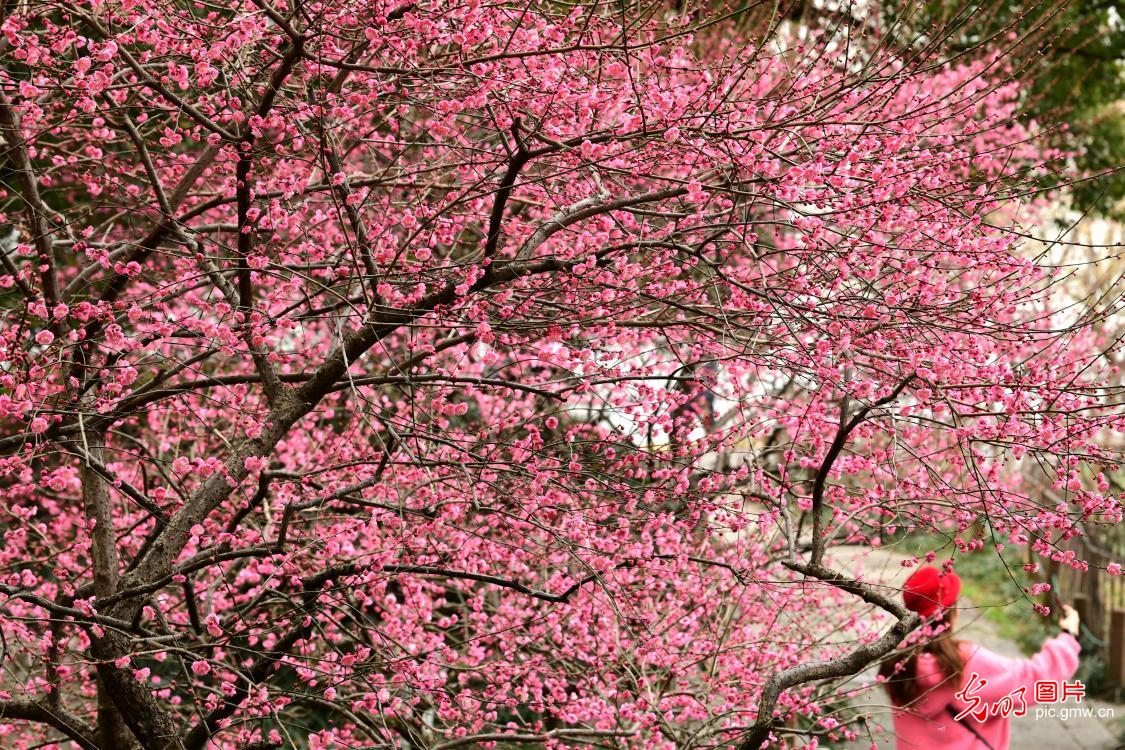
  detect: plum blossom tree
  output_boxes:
[0,0,1122,748]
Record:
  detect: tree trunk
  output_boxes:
[81,429,136,749]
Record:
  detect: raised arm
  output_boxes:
[959,633,1081,707]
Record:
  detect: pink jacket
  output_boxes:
[892,632,1080,750]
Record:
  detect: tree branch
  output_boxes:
[0,91,61,310]
[0,700,99,750]
[736,562,920,750]
[810,375,916,566]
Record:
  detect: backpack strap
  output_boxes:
[944,705,998,750]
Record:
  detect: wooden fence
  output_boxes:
[1049,527,1125,685]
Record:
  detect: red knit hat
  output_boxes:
[902,566,961,617]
